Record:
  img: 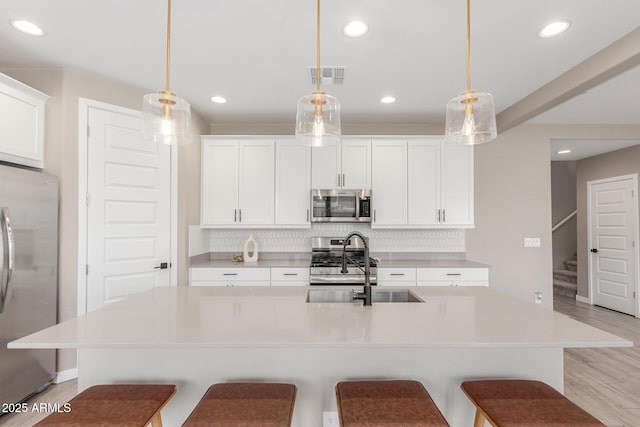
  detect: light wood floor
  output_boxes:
[1,295,637,426]
[555,294,640,427]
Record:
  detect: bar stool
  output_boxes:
[35,384,176,427]
[335,380,449,426]
[182,382,297,427]
[461,379,605,426]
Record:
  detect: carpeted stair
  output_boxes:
[553,256,577,298]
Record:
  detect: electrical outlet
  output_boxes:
[534,292,543,304]
[524,237,541,248]
[323,411,339,426]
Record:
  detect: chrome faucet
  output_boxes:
[341,231,372,306]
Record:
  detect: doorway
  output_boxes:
[77,99,177,314]
[588,174,639,316]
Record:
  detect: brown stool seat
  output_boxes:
[335,380,449,427]
[35,384,176,427]
[182,382,297,427]
[461,379,605,427]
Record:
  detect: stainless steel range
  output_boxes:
[309,236,377,285]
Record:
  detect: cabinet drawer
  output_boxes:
[416,268,488,282]
[271,268,310,282]
[417,281,488,287]
[190,268,271,282]
[378,268,416,281]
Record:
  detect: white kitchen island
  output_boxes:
[10,286,630,427]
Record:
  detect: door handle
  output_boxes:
[307,209,310,222]
[154,262,170,269]
[437,209,441,222]
[443,209,446,222]
[590,248,598,253]
[342,173,345,187]
[234,209,237,222]
[337,173,341,187]
[0,207,15,314]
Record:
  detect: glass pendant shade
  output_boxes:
[295,91,341,147]
[142,91,192,145]
[444,90,497,145]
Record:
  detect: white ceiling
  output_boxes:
[1,0,639,128]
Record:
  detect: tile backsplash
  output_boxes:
[190,224,465,255]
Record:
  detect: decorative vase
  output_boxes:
[243,234,259,262]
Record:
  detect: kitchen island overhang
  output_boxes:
[9,286,631,427]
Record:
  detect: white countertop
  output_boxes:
[189,259,488,269]
[377,259,489,268]
[190,259,311,268]
[9,287,629,350]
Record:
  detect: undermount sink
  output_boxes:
[306,288,424,303]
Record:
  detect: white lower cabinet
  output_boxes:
[190,268,271,287]
[416,268,489,287]
[270,267,309,287]
[377,268,417,287]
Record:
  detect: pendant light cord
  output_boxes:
[316,0,321,93]
[165,0,172,92]
[466,0,471,92]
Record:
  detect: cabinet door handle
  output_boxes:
[239,209,242,222]
[446,273,462,276]
[307,209,310,222]
[342,173,345,187]
[283,273,298,276]
[223,273,238,276]
[234,209,237,222]
[437,209,441,222]
[443,209,446,222]
[390,273,405,276]
[337,173,341,187]
[373,209,377,222]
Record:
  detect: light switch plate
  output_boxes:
[524,237,541,248]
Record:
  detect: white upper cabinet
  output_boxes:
[408,139,441,225]
[201,140,238,226]
[275,139,311,227]
[372,137,474,229]
[371,140,407,226]
[0,73,48,168]
[340,139,371,189]
[201,137,275,228]
[311,138,371,189]
[440,144,474,226]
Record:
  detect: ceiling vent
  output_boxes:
[309,67,345,86]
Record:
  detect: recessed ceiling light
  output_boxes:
[9,19,46,36]
[343,21,368,38]
[380,96,396,104]
[210,96,227,104]
[538,21,571,38]
[557,149,571,154]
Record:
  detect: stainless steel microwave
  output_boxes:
[311,189,372,223]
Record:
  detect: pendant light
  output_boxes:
[142,0,192,146]
[444,0,496,145]
[295,0,341,147]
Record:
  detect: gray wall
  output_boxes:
[551,161,577,271]
[1,67,209,372]
[576,144,640,299]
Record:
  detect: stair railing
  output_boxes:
[552,210,577,233]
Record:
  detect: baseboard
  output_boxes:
[576,295,590,304]
[55,367,78,384]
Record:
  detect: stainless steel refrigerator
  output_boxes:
[0,165,58,406]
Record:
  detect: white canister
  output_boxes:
[243,234,259,262]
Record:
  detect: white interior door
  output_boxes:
[589,175,638,316]
[86,106,171,311]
